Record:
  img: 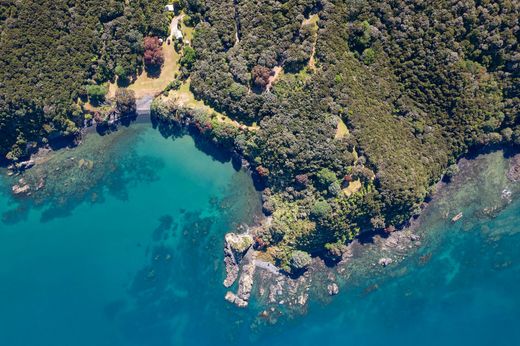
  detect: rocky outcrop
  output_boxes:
[223,232,253,288]
[225,253,256,308]
[12,178,30,195]
[223,248,239,288]
[378,257,393,266]
[327,283,339,296]
[236,262,255,304]
[224,291,248,308]
[15,159,35,171]
[225,232,254,257]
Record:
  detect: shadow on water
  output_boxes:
[151,118,268,193]
[151,117,235,165]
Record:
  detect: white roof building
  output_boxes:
[165,5,175,12]
[174,29,183,40]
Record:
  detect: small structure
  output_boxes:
[165,4,175,12]
[175,29,183,41]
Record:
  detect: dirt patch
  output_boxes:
[266,66,283,91]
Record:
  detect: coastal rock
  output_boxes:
[36,177,46,191]
[16,159,35,171]
[501,188,512,202]
[223,251,239,288]
[378,257,393,267]
[327,283,339,296]
[225,232,253,258]
[223,232,253,288]
[12,184,30,195]
[410,234,420,242]
[12,179,30,195]
[236,262,256,303]
[224,291,248,308]
[225,259,256,308]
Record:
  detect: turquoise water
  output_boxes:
[0,123,519,345]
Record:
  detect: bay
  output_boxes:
[0,122,519,345]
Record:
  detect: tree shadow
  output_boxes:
[145,65,162,78]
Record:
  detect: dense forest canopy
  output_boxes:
[176,0,518,268]
[0,0,169,160]
[1,0,519,270]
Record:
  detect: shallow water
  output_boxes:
[0,123,519,345]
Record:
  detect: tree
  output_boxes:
[251,65,271,90]
[143,36,164,69]
[85,85,108,104]
[311,200,332,219]
[115,88,136,115]
[315,168,337,190]
[362,48,376,65]
[180,46,197,69]
[114,65,128,82]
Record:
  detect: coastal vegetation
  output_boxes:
[1,0,519,272]
[0,0,169,159]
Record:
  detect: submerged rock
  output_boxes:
[327,283,339,296]
[12,184,30,195]
[378,258,393,267]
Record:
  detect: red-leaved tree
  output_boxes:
[143,37,164,69]
[251,65,272,90]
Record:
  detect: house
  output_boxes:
[165,4,175,12]
[174,28,183,40]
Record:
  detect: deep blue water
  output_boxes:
[0,123,519,345]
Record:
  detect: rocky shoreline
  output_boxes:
[221,149,520,312]
[3,98,520,316]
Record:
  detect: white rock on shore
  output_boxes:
[223,232,254,288]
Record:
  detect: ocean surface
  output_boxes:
[0,122,519,346]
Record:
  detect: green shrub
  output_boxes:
[85,85,108,103]
[290,250,312,270]
[316,168,338,190]
[311,200,332,219]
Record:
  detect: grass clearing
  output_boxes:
[163,80,259,131]
[335,118,349,139]
[342,179,362,197]
[126,44,180,99]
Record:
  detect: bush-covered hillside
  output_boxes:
[0,0,169,160]
[175,0,518,269]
